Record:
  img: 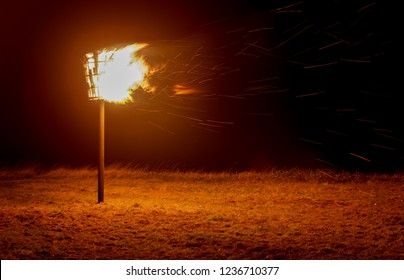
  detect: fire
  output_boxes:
[173,84,200,95]
[84,44,148,103]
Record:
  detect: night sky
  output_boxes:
[0,0,402,171]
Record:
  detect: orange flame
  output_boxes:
[84,44,149,103]
[173,84,200,95]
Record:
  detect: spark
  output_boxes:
[373,128,393,133]
[348,32,374,49]
[207,120,234,125]
[248,27,273,33]
[241,112,273,117]
[321,31,349,44]
[336,108,356,112]
[275,10,303,13]
[326,130,348,137]
[167,112,203,123]
[299,138,323,145]
[376,133,402,142]
[148,121,176,135]
[303,61,338,69]
[370,144,395,150]
[360,90,392,98]
[243,85,276,92]
[318,40,346,51]
[227,28,245,33]
[219,68,240,76]
[258,89,290,94]
[357,2,376,12]
[340,58,371,63]
[314,158,336,167]
[349,153,371,162]
[196,122,223,128]
[248,77,279,84]
[236,40,262,56]
[313,22,341,35]
[236,52,259,58]
[317,169,338,180]
[350,3,374,29]
[295,91,325,98]
[361,52,387,61]
[292,46,317,57]
[136,108,162,113]
[191,124,220,134]
[272,1,304,12]
[247,42,271,53]
[238,93,259,97]
[198,79,213,84]
[191,46,204,61]
[276,23,314,48]
[356,118,376,123]
[220,95,245,100]
[173,53,182,59]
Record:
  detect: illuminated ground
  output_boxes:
[0,167,403,259]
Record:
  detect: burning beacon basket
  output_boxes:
[82,44,149,203]
[83,51,106,100]
[83,44,148,102]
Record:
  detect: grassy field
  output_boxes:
[0,166,403,259]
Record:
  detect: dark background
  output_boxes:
[0,0,402,171]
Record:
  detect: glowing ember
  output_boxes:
[173,84,200,95]
[84,44,148,103]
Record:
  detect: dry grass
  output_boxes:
[0,166,403,259]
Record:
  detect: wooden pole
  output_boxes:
[98,99,105,203]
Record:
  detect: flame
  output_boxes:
[173,84,200,95]
[84,44,148,103]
